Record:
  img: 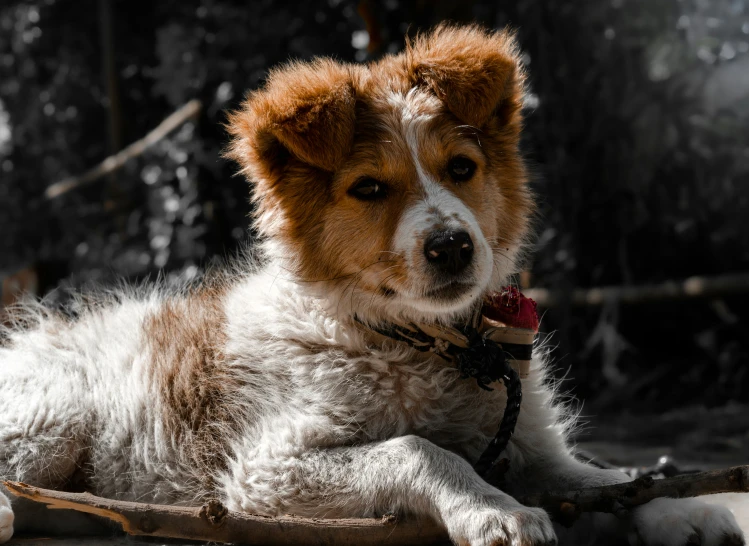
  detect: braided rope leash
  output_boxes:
[362,287,539,481]
[460,334,523,478]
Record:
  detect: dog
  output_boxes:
[0,25,743,546]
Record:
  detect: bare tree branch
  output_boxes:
[525,272,749,307]
[6,465,749,543]
[520,465,749,526]
[44,99,202,200]
[3,482,448,546]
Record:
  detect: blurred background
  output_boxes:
[1,0,748,468]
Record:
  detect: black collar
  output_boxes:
[358,315,535,384]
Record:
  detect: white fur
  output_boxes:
[0,92,744,546]
[631,498,743,545]
[0,494,11,543]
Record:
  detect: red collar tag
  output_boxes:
[482,286,539,332]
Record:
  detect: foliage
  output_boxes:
[1,0,748,408]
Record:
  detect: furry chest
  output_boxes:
[298,350,507,450]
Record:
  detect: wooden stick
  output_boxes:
[3,482,449,546]
[44,99,202,200]
[520,465,749,526]
[6,466,749,543]
[524,272,749,308]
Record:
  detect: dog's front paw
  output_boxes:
[631,497,744,546]
[0,492,14,543]
[443,496,557,546]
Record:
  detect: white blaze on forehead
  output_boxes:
[386,88,440,183]
[387,89,491,284]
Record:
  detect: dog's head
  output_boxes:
[227,25,532,324]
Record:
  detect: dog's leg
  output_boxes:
[0,435,85,543]
[0,427,89,543]
[501,369,745,546]
[0,353,92,543]
[0,493,11,543]
[221,434,557,546]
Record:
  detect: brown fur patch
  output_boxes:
[143,284,240,490]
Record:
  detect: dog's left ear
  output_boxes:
[407,25,524,128]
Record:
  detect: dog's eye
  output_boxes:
[348,178,387,201]
[447,156,477,182]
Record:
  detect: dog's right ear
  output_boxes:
[227,59,356,177]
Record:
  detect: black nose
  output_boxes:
[424,230,474,275]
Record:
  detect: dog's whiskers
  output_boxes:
[291,259,398,285]
[366,272,402,311]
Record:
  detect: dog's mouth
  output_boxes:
[424,281,473,301]
[377,280,475,303]
[379,285,397,297]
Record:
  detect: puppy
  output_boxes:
[0,25,743,546]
